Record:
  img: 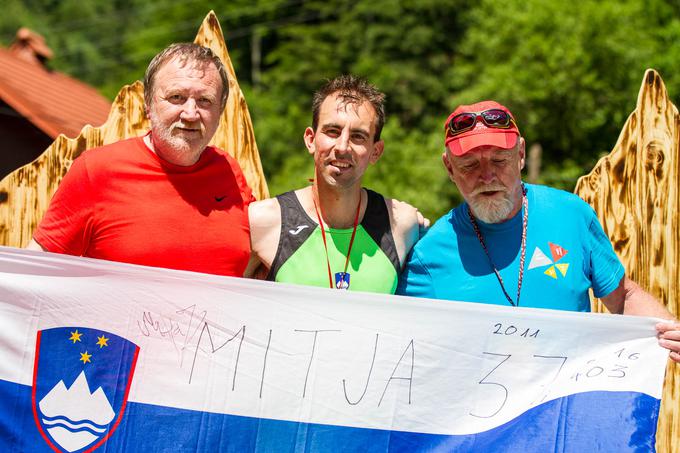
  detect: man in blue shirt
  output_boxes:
[398,100,680,363]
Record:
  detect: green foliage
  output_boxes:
[363,119,461,218]
[3,0,680,220]
[250,0,467,218]
[451,0,680,173]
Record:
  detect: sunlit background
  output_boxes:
[2,0,680,219]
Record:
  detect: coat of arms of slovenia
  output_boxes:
[32,327,139,453]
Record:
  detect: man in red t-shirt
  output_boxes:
[27,43,254,277]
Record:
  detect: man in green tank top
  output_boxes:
[246,75,421,293]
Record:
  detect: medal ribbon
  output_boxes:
[313,192,362,289]
[467,185,528,306]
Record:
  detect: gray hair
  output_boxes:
[144,43,229,111]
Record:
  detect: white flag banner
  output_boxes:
[0,247,668,452]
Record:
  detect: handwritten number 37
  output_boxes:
[470,353,568,418]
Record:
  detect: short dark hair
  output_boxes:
[311,75,386,142]
[144,43,229,111]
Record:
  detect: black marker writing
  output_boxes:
[470,352,511,418]
[260,329,272,398]
[378,339,414,407]
[342,334,379,406]
[189,323,246,389]
[493,323,539,338]
[531,354,568,404]
[295,329,341,398]
[177,304,208,360]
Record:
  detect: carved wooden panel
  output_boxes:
[575,69,679,453]
[0,11,268,248]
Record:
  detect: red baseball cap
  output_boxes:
[444,100,520,156]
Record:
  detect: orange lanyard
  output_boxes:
[313,194,362,289]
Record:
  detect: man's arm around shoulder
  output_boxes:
[385,198,425,269]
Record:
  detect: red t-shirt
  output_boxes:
[34,136,255,277]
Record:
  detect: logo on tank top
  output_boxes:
[528,242,569,279]
[289,225,310,235]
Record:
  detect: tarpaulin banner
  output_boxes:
[0,247,668,452]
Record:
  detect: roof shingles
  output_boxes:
[0,47,111,139]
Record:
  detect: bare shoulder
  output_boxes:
[249,197,281,228]
[248,197,282,268]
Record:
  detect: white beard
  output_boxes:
[470,195,515,223]
[148,114,208,164]
[468,184,516,223]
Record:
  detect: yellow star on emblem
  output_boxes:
[79,351,92,364]
[96,335,109,348]
[69,330,83,343]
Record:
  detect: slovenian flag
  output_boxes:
[0,247,669,452]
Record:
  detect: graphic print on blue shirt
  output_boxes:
[397,184,624,311]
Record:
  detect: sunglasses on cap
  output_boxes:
[446,109,516,136]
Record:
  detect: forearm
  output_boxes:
[601,277,675,319]
[600,276,679,363]
[621,287,675,320]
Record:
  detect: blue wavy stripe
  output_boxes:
[0,379,659,453]
[40,414,107,435]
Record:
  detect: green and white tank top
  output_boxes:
[267,189,400,293]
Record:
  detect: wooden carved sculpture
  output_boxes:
[575,69,679,453]
[0,11,268,248]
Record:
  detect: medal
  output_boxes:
[313,191,362,290]
[335,272,351,290]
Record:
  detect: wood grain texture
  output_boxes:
[0,11,268,248]
[575,69,679,453]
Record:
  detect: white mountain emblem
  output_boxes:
[39,370,116,452]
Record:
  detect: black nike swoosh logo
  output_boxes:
[215,196,226,202]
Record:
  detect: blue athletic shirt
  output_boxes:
[397,184,624,311]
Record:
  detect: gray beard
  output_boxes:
[148,116,207,163]
[469,193,515,224]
